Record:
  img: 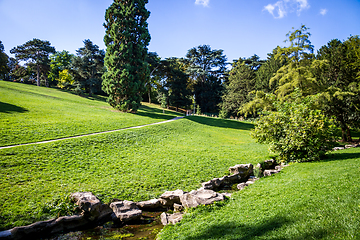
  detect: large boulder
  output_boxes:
[70,192,102,220]
[160,212,184,225]
[159,189,185,207]
[180,189,225,208]
[228,164,253,178]
[110,200,142,222]
[263,169,280,177]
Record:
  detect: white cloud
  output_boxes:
[264,0,310,19]
[195,0,210,7]
[320,8,328,16]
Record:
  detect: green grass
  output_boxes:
[0,81,182,146]
[0,111,269,230]
[159,147,360,240]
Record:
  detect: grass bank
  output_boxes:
[159,147,360,240]
[0,81,182,146]
[0,114,269,230]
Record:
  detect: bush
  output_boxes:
[252,93,337,162]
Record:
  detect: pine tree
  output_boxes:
[102,0,151,112]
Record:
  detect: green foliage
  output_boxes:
[48,50,73,86]
[56,69,74,89]
[196,105,201,115]
[41,194,78,218]
[252,92,337,162]
[70,39,105,96]
[10,38,56,86]
[102,0,151,112]
[0,41,9,80]
[186,45,227,112]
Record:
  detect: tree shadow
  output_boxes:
[186,216,328,240]
[135,105,183,121]
[0,102,28,113]
[320,151,360,163]
[186,115,254,130]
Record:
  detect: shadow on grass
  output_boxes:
[186,115,254,130]
[186,216,328,240]
[135,105,183,121]
[321,151,360,163]
[0,102,28,113]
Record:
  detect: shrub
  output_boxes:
[252,92,337,162]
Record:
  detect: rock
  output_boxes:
[70,192,102,220]
[201,177,223,190]
[159,189,185,207]
[263,169,280,177]
[237,182,249,190]
[333,147,345,151]
[228,164,253,178]
[173,203,184,212]
[180,189,225,208]
[110,200,142,222]
[1,215,89,240]
[275,165,282,171]
[160,212,184,225]
[136,199,161,210]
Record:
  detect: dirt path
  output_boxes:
[0,116,185,150]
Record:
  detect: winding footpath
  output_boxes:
[0,116,184,150]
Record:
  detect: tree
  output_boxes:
[48,50,73,86]
[315,37,360,141]
[186,45,227,112]
[0,41,9,80]
[252,91,336,162]
[145,52,162,103]
[102,0,151,112]
[10,38,56,86]
[163,58,192,111]
[57,69,74,89]
[270,25,316,99]
[219,59,256,118]
[71,40,105,96]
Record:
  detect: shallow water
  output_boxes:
[46,211,164,240]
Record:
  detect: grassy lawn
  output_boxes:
[0,112,269,230]
[0,81,182,146]
[159,147,360,240]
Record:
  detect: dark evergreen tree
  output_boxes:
[10,38,56,86]
[70,40,105,96]
[102,0,151,112]
[185,45,227,113]
[0,41,9,80]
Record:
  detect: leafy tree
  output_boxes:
[10,38,56,86]
[315,37,360,141]
[144,52,162,103]
[0,41,9,80]
[270,25,316,99]
[102,0,151,112]
[163,58,192,111]
[57,69,74,89]
[70,40,105,96]
[48,50,73,86]
[219,59,256,118]
[252,91,336,162]
[186,45,227,112]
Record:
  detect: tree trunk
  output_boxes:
[148,88,151,104]
[36,64,40,86]
[340,121,352,142]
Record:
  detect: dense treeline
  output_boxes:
[0,24,359,140]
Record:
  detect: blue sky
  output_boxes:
[1,0,359,63]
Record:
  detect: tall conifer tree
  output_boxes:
[102,0,151,112]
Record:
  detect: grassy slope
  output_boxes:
[0,81,181,146]
[159,147,360,240]
[0,85,269,230]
